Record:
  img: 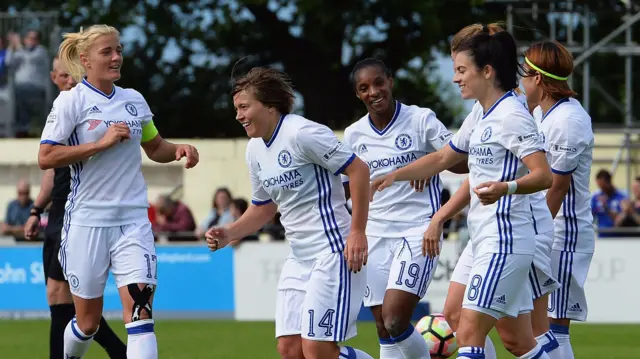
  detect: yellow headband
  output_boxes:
[525,57,569,81]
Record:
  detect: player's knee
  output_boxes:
[500,333,531,357]
[381,310,410,338]
[443,305,460,332]
[277,336,303,359]
[301,340,338,359]
[124,283,154,323]
[46,279,73,305]
[75,316,101,336]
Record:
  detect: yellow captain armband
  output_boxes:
[141,120,159,143]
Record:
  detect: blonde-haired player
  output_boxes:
[38,24,199,359]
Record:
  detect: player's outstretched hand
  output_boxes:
[473,181,508,205]
[422,220,443,258]
[409,178,429,192]
[175,144,199,169]
[97,123,130,150]
[23,215,40,240]
[369,173,396,201]
[205,226,231,252]
[345,231,368,273]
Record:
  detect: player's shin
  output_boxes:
[535,330,560,358]
[379,338,403,359]
[517,343,550,359]
[63,316,96,358]
[126,319,158,359]
[50,303,75,359]
[338,346,375,359]
[550,323,574,359]
[390,325,430,359]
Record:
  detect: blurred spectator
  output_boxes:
[0,36,7,85]
[591,169,628,237]
[230,198,259,244]
[615,176,640,236]
[1,179,34,241]
[5,30,49,137]
[195,187,234,238]
[260,212,285,240]
[153,195,197,241]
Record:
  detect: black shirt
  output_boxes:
[45,167,71,235]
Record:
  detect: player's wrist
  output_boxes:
[505,181,517,195]
[30,206,43,219]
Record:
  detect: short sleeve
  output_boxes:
[340,132,355,184]
[296,124,356,176]
[40,92,78,145]
[449,106,479,154]
[421,110,454,151]
[547,119,589,175]
[499,111,544,159]
[245,148,272,206]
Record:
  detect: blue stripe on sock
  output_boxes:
[71,319,93,341]
[550,323,569,335]
[379,337,394,345]
[127,323,154,335]
[390,325,414,343]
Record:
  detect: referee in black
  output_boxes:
[24,56,127,359]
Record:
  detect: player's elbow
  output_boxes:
[538,169,553,190]
[344,156,369,180]
[38,147,54,170]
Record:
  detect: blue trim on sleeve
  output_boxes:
[552,167,577,175]
[40,140,64,146]
[334,153,356,175]
[448,141,467,154]
[251,199,273,206]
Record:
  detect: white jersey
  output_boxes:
[40,79,154,227]
[534,98,595,253]
[246,114,356,260]
[450,91,544,255]
[341,101,453,237]
[511,94,555,236]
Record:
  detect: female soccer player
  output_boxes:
[522,40,595,359]
[426,23,561,359]
[206,67,375,359]
[371,29,553,359]
[38,24,199,359]
[342,57,468,359]
[25,55,127,359]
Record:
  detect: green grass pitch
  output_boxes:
[0,320,637,358]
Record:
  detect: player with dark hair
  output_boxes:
[371,29,553,359]
[343,57,467,359]
[207,66,375,359]
[24,55,127,359]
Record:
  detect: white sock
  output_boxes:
[484,336,498,359]
[391,325,430,359]
[126,319,158,359]
[536,330,561,358]
[457,346,485,358]
[551,324,574,359]
[518,343,550,358]
[379,338,404,359]
[454,333,497,359]
[63,317,96,358]
[339,345,375,359]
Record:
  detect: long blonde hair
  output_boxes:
[58,25,120,82]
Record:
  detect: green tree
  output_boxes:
[2,1,495,138]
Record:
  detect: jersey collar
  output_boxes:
[482,91,513,119]
[368,101,402,136]
[264,113,287,148]
[541,98,570,122]
[81,78,116,99]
